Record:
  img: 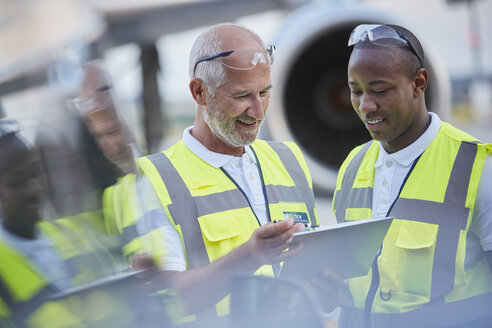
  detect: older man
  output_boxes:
[137,23,318,317]
[333,24,492,328]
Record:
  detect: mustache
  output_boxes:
[234,113,259,123]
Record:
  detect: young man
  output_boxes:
[137,23,318,318]
[0,121,86,327]
[333,24,492,328]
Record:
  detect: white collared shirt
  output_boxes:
[372,113,441,217]
[183,126,268,225]
[372,112,492,262]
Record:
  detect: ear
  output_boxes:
[412,68,429,98]
[189,78,208,105]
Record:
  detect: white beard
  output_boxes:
[202,97,261,147]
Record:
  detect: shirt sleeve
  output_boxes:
[471,155,492,251]
[137,176,187,271]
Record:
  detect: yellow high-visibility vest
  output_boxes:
[0,217,146,327]
[137,139,318,317]
[102,173,168,266]
[0,230,86,327]
[333,122,492,327]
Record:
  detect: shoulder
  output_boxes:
[341,140,376,167]
[253,139,307,162]
[438,121,481,143]
[136,140,186,166]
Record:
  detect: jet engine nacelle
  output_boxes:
[263,2,451,194]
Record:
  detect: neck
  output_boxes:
[383,110,431,154]
[190,122,245,157]
[2,220,36,240]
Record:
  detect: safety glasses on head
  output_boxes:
[193,45,275,78]
[348,24,424,69]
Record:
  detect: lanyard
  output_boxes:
[220,146,280,276]
[219,146,272,226]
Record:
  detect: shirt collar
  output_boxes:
[182,126,257,168]
[375,112,441,167]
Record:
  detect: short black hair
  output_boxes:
[354,24,425,77]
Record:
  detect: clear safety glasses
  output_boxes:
[69,85,113,114]
[193,45,275,78]
[348,24,424,69]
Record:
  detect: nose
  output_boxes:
[247,94,266,119]
[101,134,123,158]
[26,177,43,198]
[358,93,377,115]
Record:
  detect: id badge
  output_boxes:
[283,211,309,227]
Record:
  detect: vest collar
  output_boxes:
[182,126,257,168]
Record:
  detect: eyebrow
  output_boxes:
[348,80,388,86]
[368,80,388,86]
[231,84,272,97]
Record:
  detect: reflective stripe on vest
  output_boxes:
[45,220,115,279]
[334,125,492,325]
[266,142,316,225]
[146,151,213,269]
[144,141,314,269]
[334,142,476,299]
[389,141,476,301]
[333,141,374,223]
[120,209,169,247]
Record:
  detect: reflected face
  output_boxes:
[0,143,44,228]
[85,102,132,170]
[203,64,272,147]
[347,47,419,149]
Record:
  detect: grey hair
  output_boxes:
[189,22,266,96]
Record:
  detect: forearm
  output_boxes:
[163,243,261,314]
[156,219,303,315]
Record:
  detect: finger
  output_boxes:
[256,218,294,238]
[260,225,299,249]
[275,241,304,262]
[292,222,305,233]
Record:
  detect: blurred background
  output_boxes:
[1,0,491,326]
[1,0,492,220]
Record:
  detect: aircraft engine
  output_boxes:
[262,2,451,194]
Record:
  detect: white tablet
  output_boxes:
[280,217,393,280]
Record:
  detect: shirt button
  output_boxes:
[386,161,393,168]
[382,179,388,187]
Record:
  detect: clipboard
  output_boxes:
[280,217,393,280]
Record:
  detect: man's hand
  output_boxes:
[239,218,305,270]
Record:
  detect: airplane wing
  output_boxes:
[99,0,309,47]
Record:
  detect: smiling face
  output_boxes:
[192,25,272,155]
[202,64,271,148]
[347,46,429,153]
[85,100,133,173]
